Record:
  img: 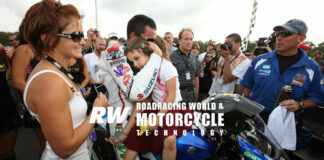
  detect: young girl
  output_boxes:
[121,36,193,160]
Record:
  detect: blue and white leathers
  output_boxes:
[98,45,162,160]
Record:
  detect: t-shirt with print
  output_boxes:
[84,52,100,83]
[152,59,182,103]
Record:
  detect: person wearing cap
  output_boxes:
[240,19,324,122]
[299,43,312,55]
[107,32,119,48]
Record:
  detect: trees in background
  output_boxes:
[1,31,323,58]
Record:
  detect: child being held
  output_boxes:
[118,36,193,160]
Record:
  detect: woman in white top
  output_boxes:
[22,0,108,159]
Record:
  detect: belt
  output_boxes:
[180,87,195,92]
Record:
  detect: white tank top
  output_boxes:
[23,70,91,160]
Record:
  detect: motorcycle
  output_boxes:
[94,93,290,160]
[174,93,289,160]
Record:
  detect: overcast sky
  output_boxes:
[1,0,323,45]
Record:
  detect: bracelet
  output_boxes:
[81,88,87,93]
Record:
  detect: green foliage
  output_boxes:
[247,41,257,51]
[118,37,126,42]
[1,29,324,59]
[194,40,216,53]
[308,41,324,57]
[173,37,178,46]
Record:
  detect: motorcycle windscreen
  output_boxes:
[203,93,289,160]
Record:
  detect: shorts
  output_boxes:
[124,107,193,154]
[0,112,21,134]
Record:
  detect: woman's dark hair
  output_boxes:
[126,14,156,40]
[125,36,170,61]
[23,0,81,57]
[203,51,212,62]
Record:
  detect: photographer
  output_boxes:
[84,28,100,54]
[253,37,272,57]
[208,33,250,95]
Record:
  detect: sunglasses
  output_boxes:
[9,39,18,42]
[206,56,213,58]
[145,37,155,42]
[57,31,84,42]
[274,31,296,38]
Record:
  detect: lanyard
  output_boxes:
[45,55,75,81]
[177,50,190,71]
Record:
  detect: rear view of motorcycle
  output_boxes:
[175,93,290,160]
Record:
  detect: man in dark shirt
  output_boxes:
[170,28,201,103]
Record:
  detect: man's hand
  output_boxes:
[97,77,105,84]
[220,48,230,60]
[280,99,300,112]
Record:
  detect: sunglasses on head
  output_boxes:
[57,31,84,42]
[275,31,297,38]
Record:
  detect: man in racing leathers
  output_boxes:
[98,14,161,160]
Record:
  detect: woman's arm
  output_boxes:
[12,45,33,93]
[27,73,108,158]
[80,57,89,88]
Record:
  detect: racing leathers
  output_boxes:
[97,44,161,160]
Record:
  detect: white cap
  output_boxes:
[108,32,118,39]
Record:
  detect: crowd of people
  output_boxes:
[0,0,324,160]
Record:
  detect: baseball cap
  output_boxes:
[299,43,312,50]
[207,43,214,47]
[108,32,118,39]
[273,19,308,34]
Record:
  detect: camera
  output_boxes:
[257,37,268,47]
[220,42,232,51]
[93,28,98,36]
[253,37,272,57]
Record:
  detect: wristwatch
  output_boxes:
[299,101,306,110]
